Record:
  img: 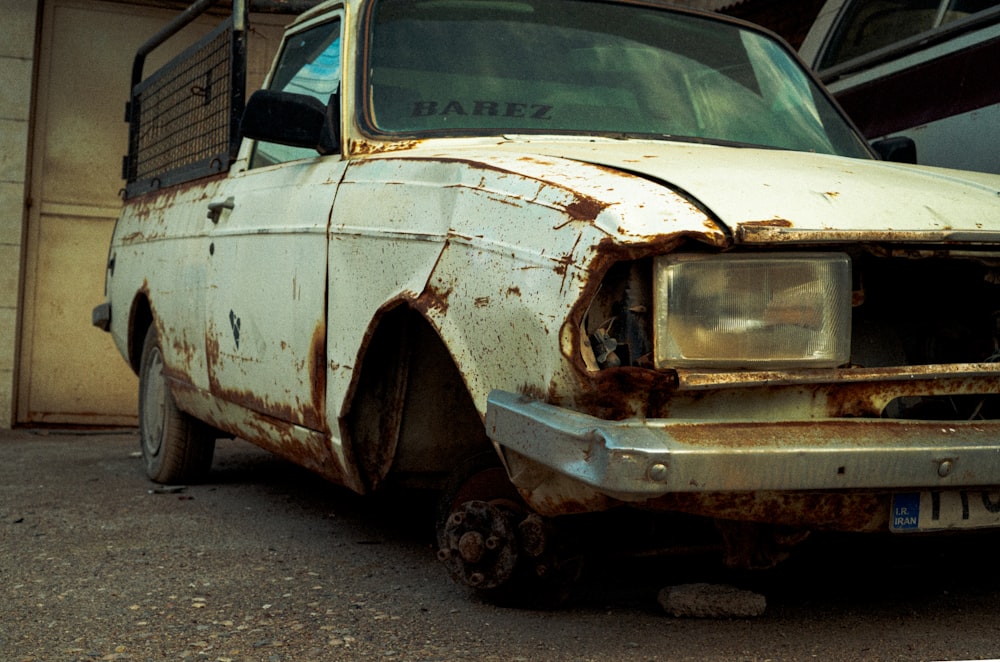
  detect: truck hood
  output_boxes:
[489,138,1000,245]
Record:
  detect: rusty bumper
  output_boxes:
[486,389,1000,501]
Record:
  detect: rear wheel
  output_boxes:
[138,326,215,483]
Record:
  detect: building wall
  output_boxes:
[0,0,39,428]
[2,1,289,429]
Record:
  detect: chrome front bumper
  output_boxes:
[486,389,1000,501]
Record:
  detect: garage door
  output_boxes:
[18,0,287,425]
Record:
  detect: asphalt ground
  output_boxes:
[5,427,1000,662]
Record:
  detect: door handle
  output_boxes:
[207,196,235,223]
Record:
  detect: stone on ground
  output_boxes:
[658,583,767,618]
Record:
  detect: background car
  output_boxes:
[800,0,1000,173]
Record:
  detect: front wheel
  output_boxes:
[138,326,215,483]
[435,453,583,607]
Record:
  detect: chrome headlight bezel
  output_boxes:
[653,252,852,369]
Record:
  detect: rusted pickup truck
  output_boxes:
[93,0,1000,603]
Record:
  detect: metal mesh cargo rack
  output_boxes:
[122,0,248,199]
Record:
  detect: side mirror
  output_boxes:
[871,136,917,164]
[241,89,339,155]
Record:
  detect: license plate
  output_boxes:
[891,491,1000,532]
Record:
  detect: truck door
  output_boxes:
[204,16,344,431]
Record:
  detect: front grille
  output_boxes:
[852,251,1000,420]
[852,252,1000,368]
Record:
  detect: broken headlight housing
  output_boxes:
[653,253,851,369]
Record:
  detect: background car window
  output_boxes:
[819,0,996,68]
[944,0,998,21]
[252,19,341,166]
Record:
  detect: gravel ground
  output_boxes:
[4,428,1000,662]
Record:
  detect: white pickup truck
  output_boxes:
[93,0,1000,604]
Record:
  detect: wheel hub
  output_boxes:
[437,500,519,590]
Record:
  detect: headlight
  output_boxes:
[653,253,851,369]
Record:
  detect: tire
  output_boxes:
[138,325,215,483]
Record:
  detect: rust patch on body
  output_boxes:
[739,218,794,229]
[516,155,556,166]
[174,378,345,487]
[170,335,198,375]
[204,321,326,432]
[309,320,328,431]
[517,383,548,403]
[123,173,227,223]
[414,284,453,316]
[575,367,679,420]
[561,195,610,223]
[675,364,1000,419]
[208,382,323,433]
[647,491,887,532]
[349,139,422,155]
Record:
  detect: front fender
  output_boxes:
[328,151,727,423]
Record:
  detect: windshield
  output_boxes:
[362,0,871,157]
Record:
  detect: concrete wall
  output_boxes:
[0,1,38,428]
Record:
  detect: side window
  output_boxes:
[820,0,995,69]
[251,19,342,167]
[820,0,940,68]
[944,0,998,21]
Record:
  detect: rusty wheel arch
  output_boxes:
[128,292,154,375]
[343,304,493,493]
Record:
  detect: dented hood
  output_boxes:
[503,139,1000,244]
